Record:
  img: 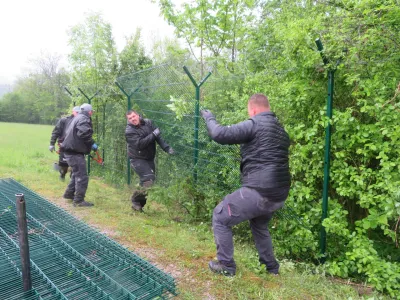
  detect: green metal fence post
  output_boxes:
[64,87,73,96]
[115,82,132,185]
[64,87,76,107]
[315,38,336,262]
[127,94,131,185]
[102,103,106,163]
[15,193,32,291]
[194,85,200,182]
[183,66,212,183]
[78,88,99,176]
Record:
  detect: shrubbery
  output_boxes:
[87,0,400,296]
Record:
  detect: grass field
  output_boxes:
[0,122,386,299]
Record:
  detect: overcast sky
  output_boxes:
[0,0,180,84]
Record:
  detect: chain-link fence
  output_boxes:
[65,85,129,185]
[68,64,309,229]
[115,64,244,194]
[111,63,307,225]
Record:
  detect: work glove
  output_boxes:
[92,143,98,151]
[167,147,175,155]
[49,145,55,152]
[200,109,215,120]
[152,128,160,137]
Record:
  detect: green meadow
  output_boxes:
[0,122,386,299]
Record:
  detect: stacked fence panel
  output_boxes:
[0,178,177,299]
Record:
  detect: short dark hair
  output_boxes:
[126,110,139,116]
[248,93,270,108]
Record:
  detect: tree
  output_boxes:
[155,0,400,295]
[118,29,152,76]
[0,52,71,124]
[68,12,118,89]
[158,0,255,74]
[150,36,191,65]
[236,0,400,295]
[29,52,71,118]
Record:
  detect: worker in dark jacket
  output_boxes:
[125,110,174,212]
[62,103,97,207]
[201,93,290,277]
[49,106,80,180]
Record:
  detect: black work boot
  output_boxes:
[63,192,74,200]
[132,202,143,212]
[263,260,280,275]
[208,260,236,277]
[131,191,146,212]
[73,201,94,207]
[59,166,68,181]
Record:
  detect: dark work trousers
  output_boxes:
[130,158,155,207]
[58,150,69,177]
[212,186,290,274]
[64,154,89,203]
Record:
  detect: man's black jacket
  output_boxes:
[203,111,291,190]
[61,112,95,155]
[125,118,170,160]
[50,115,74,145]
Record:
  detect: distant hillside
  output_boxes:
[0,85,12,98]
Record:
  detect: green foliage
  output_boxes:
[118,29,152,76]
[154,0,400,296]
[151,37,192,65]
[64,12,158,186]
[159,0,255,69]
[149,177,212,221]
[68,12,118,88]
[246,0,400,296]
[166,95,193,120]
[0,54,71,124]
[1,121,384,299]
[4,0,398,295]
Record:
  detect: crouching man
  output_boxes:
[201,93,291,276]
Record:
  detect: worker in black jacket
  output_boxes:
[49,106,80,180]
[61,103,97,207]
[201,93,291,277]
[125,110,174,212]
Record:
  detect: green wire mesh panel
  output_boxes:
[0,178,177,299]
[0,235,42,300]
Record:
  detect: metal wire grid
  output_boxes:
[114,64,311,227]
[115,64,243,193]
[63,85,129,183]
[0,178,177,299]
[0,234,43,300]
[0,194,147,300]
